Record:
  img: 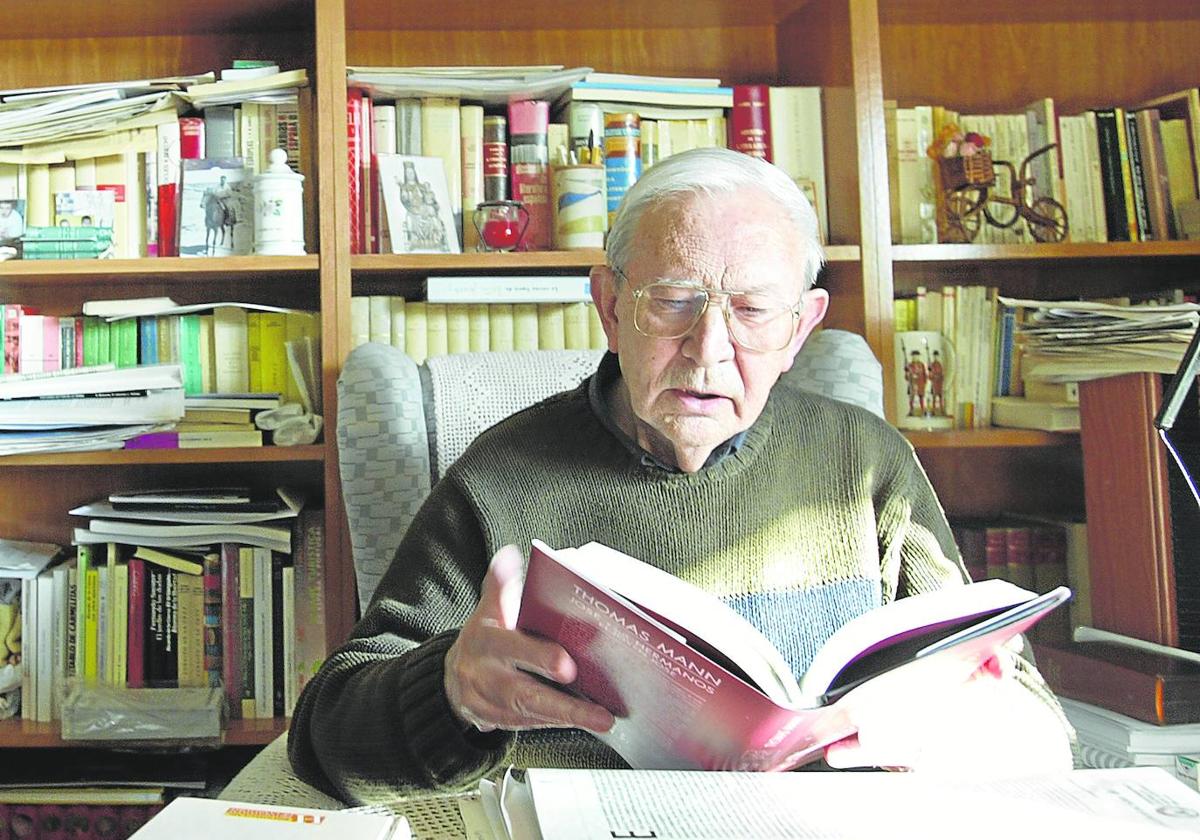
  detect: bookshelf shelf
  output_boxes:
[351,246,861,278]
[904,429,1078,450]
[0,446,325,468]
[892,242,1200,263]
[0,717,288,748]
[0,256,320,281]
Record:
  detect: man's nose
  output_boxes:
[683,298,736,362]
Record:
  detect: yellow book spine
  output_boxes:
[258,312,289,396]
[460,105,484,251]
[420,97,463,246]
[113,562,128,688]
[388,296,406,353]
[405,301,428,364]
[513,303,539,351]
[83,567,99,683]
[368,295,392,344]
[425,302,449,358]
[537,303,566,350]
[176,573,206,688]
[246,311,264,393]
[467,303,490,352]
[26,163,51,227]
[563,301,589,349]
[197,314,216,394]
[446,303,470,354]
[239,547,256,719]
[1113,107,1139,242]
[213,306,250,393]
[349,296,370,348]
[489,303,514,351]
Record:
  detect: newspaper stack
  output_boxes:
[1002,297,1200,383]
[0,364,184,455]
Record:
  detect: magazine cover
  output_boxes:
[376,153,461,254]
[178,158,252,257]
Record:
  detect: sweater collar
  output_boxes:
[587,351,749,473]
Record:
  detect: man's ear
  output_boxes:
[781,288,829,372]
[590,265,621,353]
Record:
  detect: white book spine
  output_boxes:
[426,274,592,303]
[253,547,273,719]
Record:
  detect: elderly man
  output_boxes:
[289,147,1072,803]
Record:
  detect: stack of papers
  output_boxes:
[0,75,207,148]
[1003,297,1200,382]
[0,364,184,455]
[70,487,302,553]
[183,68,308,109]
[345,65,591,106]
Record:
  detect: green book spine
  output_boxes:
[179,313,203,395]
[95,318,111,365]
[116,318,138,368]
[82,316,100,367]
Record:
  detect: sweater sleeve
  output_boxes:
[287,479,515,803]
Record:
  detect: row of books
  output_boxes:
[13,496,325,724]
[950,513,1088,645]
[351,296,607,364]
[346,68,828,254]
[893,286,1198,430]
[2,300,319,404]
[888,89,1200,245]
[0,64,307,261]
[0,801,165,839]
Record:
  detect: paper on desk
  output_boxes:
[486,767,1200,840]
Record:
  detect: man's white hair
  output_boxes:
[605,147,825,291]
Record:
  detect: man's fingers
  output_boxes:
[460,670,615,734]
[477,545,526,628]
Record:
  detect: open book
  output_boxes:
[516,540,1070,772]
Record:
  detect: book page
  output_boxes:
[510,767,1200,840]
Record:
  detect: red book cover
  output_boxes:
[517,540,1068,771]
[508,99,551,250]
[157,183,178,257]
[346,89,364,254]
[220,542,242,718]
[178,116,205,159]
[73,316,85,367]
[126,557,147,688]
[729,84,772,161]
[1035,640,1200,726]
[123,432,179,450]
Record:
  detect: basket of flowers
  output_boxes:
[928,124,994,190]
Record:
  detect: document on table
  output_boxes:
[465,766,1200,840]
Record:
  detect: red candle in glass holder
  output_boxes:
[481,217,523,250]
[473,200,530,252]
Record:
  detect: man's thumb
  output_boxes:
[479,544,525,628]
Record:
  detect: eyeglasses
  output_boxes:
[613,268,804,352]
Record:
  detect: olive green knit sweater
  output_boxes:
[288,371,1060,804]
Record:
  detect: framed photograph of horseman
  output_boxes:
[178,158,252,257]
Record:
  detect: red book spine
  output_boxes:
[346,89,364,254]
[220,543,242,718]
[126,558,146,688]
[729,84,772,161]
[360,94,375,253]
[157,183,178,257]
[73,316,85,367]
[178,116,205,159]
[508,99,551,250]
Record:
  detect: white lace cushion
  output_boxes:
[426,349,605,479]
[783,329,885,418]
[337,343,432,612]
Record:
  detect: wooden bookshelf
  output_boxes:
[0,717,288,748]
[3,0,1199,760]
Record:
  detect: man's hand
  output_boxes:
[443,545,616,735]
[823,652,1072,775]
